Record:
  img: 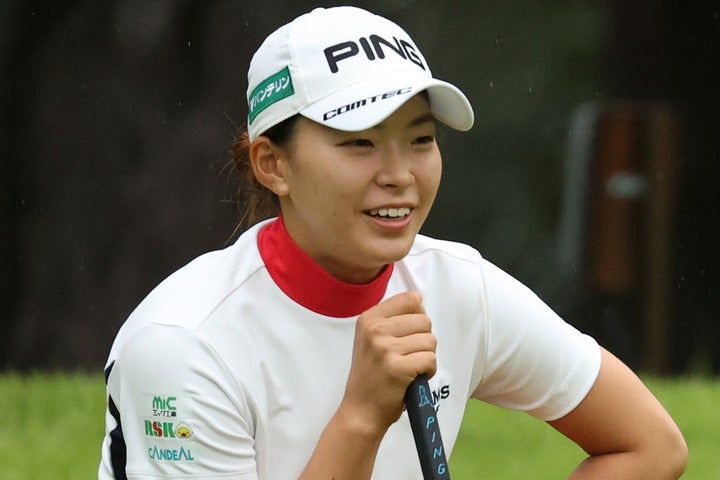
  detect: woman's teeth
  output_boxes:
[369,207,411,218]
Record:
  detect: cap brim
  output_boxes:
[299,72,474,132]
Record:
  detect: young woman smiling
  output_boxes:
[99,6,687,480]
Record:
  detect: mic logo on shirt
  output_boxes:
[152,395,177,417]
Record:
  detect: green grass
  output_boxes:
[0,372,107,479]
[450,402,586,477]
[0,373,717,478]
[450,376,720,478]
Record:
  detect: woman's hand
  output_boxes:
[341,291,438,434]
[299,291,437,480]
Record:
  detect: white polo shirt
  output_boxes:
[99,217,600,479]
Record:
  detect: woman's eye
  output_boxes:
[414,135,435,145]
[341,139,374,147]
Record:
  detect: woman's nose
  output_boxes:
[375,146,414,190]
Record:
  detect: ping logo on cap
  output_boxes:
[324,35,426,74]
[248,66,295,124]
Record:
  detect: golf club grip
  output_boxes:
[404,374,450,479]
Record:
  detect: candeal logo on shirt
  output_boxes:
[148,445,195,462]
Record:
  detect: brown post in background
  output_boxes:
[587,103,644,297]
[584,101,681,373]
[641,106,682,373]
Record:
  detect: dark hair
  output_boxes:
[230,115,300,234]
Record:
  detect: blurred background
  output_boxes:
[1,0,718,375]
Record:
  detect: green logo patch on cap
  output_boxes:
[248,66,295,124]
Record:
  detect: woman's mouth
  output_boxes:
[366,207,412,220]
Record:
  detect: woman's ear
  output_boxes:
[249,137,291,196]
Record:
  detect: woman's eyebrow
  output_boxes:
[408,113,436,128]
[369,112,436,132]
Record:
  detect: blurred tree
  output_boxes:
[1,1,83,366]
[1,0,716,372]
[602,0,720,372]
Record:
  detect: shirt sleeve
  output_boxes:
[107,323,258,479]
[471,259,602,421]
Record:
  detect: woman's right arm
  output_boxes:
[299,292,437,479]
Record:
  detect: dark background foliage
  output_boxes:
[1,1,718,373]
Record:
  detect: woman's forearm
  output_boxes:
[299,405,386,480]
[568,447,688,479]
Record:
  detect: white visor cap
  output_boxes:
[246,6,474,141]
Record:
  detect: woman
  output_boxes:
[99,6,687,479]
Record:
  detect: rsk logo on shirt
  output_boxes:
[145,420,193,439]
[145,420,176,438]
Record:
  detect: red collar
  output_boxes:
[257,217,393,317]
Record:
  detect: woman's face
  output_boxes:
[277,94,442,284]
